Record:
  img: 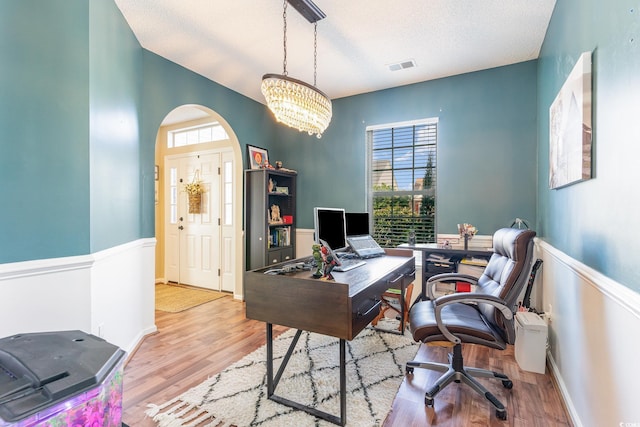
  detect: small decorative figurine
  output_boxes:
[311,244,323,278]
[262,160,275,170]
[320,244,338,280]
[275,161,283,169]
[268,178,275,193]
[270,205,282,223]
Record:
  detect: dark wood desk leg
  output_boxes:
[265,325,345,424]
[340,338,346,426]
[266,323,274,396]
[399,281,406,334]
[422,255,428,300]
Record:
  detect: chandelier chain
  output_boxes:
[282,0,288,76]
[314,22,318,86]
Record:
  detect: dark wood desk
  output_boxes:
[399,244,493,299]
[244,249,415,426]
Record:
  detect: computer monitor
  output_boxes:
[345,212,370,236]
[313,207,348,251]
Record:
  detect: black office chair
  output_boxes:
[406,228,536,420]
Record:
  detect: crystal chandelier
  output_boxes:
[261,0,332,138]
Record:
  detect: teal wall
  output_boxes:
[537,1,640,291]
[1,0,91,262]
[89,0,143,252]
[273,61,538,235]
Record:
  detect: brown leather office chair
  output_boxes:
[406,228,536,420]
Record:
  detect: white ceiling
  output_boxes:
[115,0,556,107]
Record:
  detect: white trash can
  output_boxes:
[515,311,548,374]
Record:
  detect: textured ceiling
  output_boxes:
[115,0,556,105]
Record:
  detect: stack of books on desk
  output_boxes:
[458,257,488,280]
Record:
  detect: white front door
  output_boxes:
[165,152,221,289]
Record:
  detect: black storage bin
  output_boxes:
[0,331,125,426]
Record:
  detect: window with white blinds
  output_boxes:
[367,118,438,247]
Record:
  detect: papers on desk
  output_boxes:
[426,253,454,267]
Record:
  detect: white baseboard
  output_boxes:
[0,239,157,355]
[0,254,94,280]
[536,239,640,426]
[546,350,582,427]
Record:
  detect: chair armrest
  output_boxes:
[425,273,479,299]
[432,293,513,345]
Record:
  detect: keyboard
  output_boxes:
[334,259,366,272]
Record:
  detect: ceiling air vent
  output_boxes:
[388,59,417,72]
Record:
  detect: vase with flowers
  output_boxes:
[458,223,478,250]
[185,175,205,214]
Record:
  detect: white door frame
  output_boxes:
[156,105,245,299]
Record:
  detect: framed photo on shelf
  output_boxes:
[247,145,269,169]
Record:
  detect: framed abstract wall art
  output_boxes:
[549,51,593,189]
[247,145,269,169]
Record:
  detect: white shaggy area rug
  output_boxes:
[146,322,418,426]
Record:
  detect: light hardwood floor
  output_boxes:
[122,295,572,426]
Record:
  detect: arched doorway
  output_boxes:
[154,105,244,297]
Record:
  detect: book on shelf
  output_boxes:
[270,226,291,247]
[428,253,449,261]
[460,257,488,266]
[426,253,454,267]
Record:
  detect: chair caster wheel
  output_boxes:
[425,396,434,407]
[502,380,513,389]
[406,366,414,374]
[496,410,507,420]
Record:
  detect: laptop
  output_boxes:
[346,235,386,258]
[319,239,366,272]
